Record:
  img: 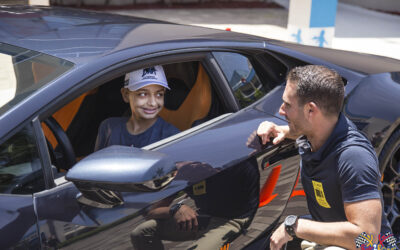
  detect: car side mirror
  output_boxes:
[66,146,177,208]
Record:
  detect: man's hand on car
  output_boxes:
[174,205,199,231]
[270,222,292,250]
[257,121,288,145]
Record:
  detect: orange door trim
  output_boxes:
[259,165,282,207]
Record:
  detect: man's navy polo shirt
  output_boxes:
[297,113,391,234]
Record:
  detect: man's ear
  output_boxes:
[120,88,130,103]
[311,102,319,115]
[305,102,318,117]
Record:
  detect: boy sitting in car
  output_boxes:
[94,65,179,151]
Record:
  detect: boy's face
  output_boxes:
[122,84,165,120]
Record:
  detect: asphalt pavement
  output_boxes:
[109,2,400,61]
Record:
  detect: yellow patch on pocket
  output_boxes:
[193,180,206,195]
[312,180,331,208]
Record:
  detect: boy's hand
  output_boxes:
[257,121,287,145]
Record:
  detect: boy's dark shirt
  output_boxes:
[94,117,179,151]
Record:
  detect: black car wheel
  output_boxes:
[380,128,400,241]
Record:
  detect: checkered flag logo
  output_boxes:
[355,232,397,249]
[380,232,396,248]
[355,232,373,248]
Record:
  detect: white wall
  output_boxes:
[30,0,49,5]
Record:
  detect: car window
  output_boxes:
[0,43,74,117]
[213,52,269,108]
[42,60,226,171]
[0,125,45,194]
[213,52,267,108]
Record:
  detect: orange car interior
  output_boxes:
[42,62,216,166]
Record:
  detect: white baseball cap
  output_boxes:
[124,65,170,91]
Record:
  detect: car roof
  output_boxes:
[270,40,400,75]
[2,6,398,75]
[0,5,265,66]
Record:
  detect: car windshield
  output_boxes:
[0,43,74,116]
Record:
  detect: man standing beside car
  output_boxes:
[257,65,392,250]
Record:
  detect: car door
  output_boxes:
[0,121,48,249]
[31,49,302,249]
[209,51,302,248]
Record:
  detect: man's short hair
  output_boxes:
[286,65,344,116]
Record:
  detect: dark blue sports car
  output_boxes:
[0,5,400,249]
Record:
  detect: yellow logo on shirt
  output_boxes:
[312,180,331,208]
[193,180,206,195]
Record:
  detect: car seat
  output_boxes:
[159,64,212,131]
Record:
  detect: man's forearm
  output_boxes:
[146,207,170,220]
[295,219,378,250]
[145,197,174,220]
